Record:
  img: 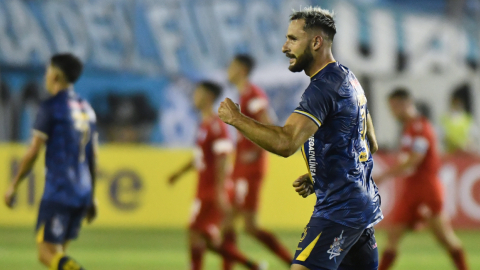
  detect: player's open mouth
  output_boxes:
[285,53,296,65]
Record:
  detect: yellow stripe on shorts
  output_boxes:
[36,224,45,243]
[296,232,322,261]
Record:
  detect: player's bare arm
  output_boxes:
[240,109,272,164]
[375,151,425,185]
[86,132,99,223]
[4,134,45,208]
[292,174,314,198]
[218,98,318,158]
[366,113,379,154]
[168,159,194,185]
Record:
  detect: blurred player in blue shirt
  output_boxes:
[218,6,382,270]
[4,53,97,270]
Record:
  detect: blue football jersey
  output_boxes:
[33,89,96,207]
[294,62,383,229]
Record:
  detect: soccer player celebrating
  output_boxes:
[222,54,293,268]
[4,53,97,270]
[218,7,383,270]
[168,81,263,270]
[376,89,468,270]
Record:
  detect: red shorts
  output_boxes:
[189,199,222,240]
[230,171,264,212]
[390,182,444,228]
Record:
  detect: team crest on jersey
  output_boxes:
[327,230,346,260]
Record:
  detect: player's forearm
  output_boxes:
[12,149,39,188]
[232,114,296,157]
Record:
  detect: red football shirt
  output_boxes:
[194,116,233,201]
[234,84,269,176]
[400,116,441,186]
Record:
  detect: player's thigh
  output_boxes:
[242,210,259,232]
[189,229,206,247]
[428,212,461,249]
[292,220,364,270]
[423,185,444,218]
[36,201,72,245]
[339,228,378,270]
[223,203,239,230]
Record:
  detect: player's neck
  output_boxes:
[200,108,215,122]
[306,50,335,77]
[50,84,72,96]
[404,108,419,123]
[235,78,250,95]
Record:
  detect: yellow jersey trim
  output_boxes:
[294,110,322,127]
[301,145,313,183]
[36,224,45,243]
[296,232,322,261]
[310,61,336,78]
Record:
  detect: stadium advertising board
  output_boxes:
[1,144,480,229]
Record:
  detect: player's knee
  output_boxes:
[436,234,454,249]
[37,246,52,266]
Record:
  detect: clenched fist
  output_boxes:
[293,174,314,198]
[218,98,241,126]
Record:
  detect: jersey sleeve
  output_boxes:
[294,82,335,127]
[32,102,53,140]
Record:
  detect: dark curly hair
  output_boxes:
[290,7,336,41]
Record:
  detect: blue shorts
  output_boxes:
[36,200,87,244]
[292,218,378,270]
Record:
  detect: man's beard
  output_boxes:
[288,47,314,73]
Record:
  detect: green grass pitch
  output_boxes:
[1,226,479,269]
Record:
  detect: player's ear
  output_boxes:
[312,35,323,51]
[52,73,59,83]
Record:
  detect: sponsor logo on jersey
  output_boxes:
[327,230,345,260]
[308,137,316,177]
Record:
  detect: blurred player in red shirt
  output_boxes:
[377,89,468,270]
[168,81,263,270]
[222,55,292,269]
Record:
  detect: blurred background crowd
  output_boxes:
[0,0,479,153]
